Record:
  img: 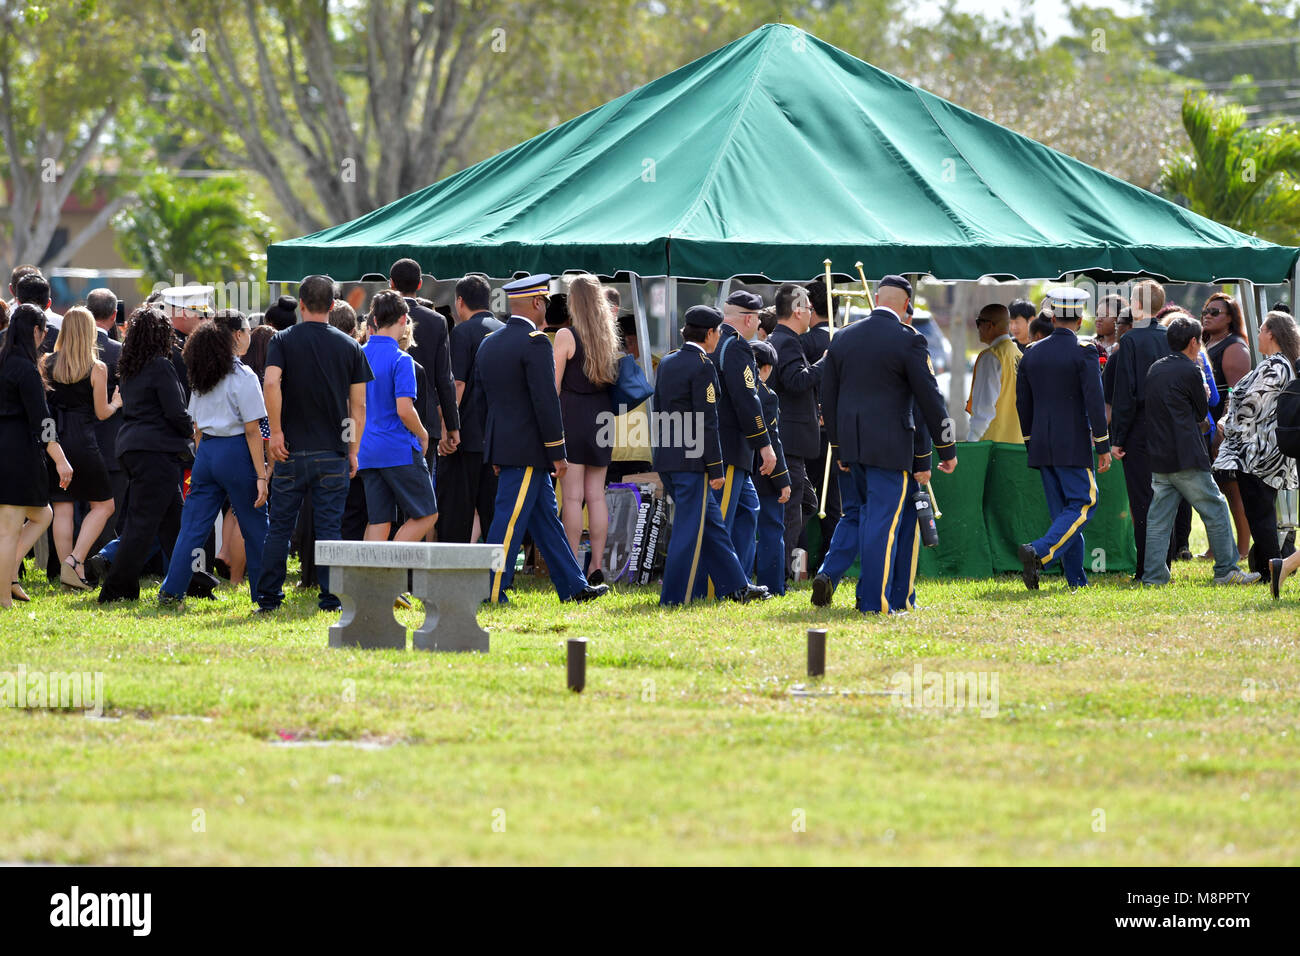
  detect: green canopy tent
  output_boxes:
[268,22,1299,288]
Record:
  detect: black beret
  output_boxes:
[878,274,912,296]
[683,305,723,329]
[725,290,763,312]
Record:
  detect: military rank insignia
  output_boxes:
[743,365,755,389]
[706,383,716,403]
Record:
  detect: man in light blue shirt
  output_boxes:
[358,291,437,541]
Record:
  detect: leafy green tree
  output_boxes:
[112,174,274,291]
[0,0,146,270]
[1162,91,1300,245]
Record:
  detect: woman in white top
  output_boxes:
[158,311,270,607]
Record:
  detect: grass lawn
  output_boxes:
[2,543,1298,866]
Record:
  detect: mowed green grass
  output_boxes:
[1,544,1298,866]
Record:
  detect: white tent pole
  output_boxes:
[667,276,679,338]
[629,273,655,388]
[1241,280,1260,364]
[716,277,732,310]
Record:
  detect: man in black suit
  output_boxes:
[438,274,504,543]
[475,275,606,605]
[800,277,841,572]
[1109,279,1172,580]
[388,258,459,456]
[769,282,824,578]
[821,275,956,614]
[1015,288,1112,591]
[1141,315,1259,587]
[86,289,126,548]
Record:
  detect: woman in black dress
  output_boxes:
[42,307,121,589]
[98,307,194,604]
[0,305,74,608]
[552,274,618,584]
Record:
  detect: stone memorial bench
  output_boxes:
[315,541,505,652]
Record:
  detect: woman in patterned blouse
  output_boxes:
[1213,311,1300,577]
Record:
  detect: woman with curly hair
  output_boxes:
[1213,310,1300,578]
[158,311,269,607]
[97,307,194,603]
[214,321,274,585]
[552,274,620,584]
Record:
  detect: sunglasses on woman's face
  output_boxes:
[1202,307,1225,317]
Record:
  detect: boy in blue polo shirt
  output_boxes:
[358,290,438,541]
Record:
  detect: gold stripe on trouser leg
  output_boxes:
[490,466,533,603]
[683,474,709,604]
[1042,469,1097,563]
[879,471,908,613]
[907,515,920,609]
[707,465,736,600]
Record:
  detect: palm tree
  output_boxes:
[1162,92,1300,247]
[113,174,274,292]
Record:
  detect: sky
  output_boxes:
[931,0,1142,41]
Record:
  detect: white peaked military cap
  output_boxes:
[160,284,215,312]
[1046,286,1089,320]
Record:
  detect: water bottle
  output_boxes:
[912,488,939,548]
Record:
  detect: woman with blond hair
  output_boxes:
[553,274,619,584]
[41,306,120,589]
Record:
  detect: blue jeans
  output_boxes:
[1144,468,1239,584]
[257,451,350,609]
[160,435,269,604]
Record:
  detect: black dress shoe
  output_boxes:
[187,570,220,599]
[1017,543,1041,591]
[570,583,610,603]
[811,573,835,608]
[587,568,605,587]
[85,553,110,584]
[729,584,771,604]
[1270,558,1284,601]
[213,557,232,581]
[158,591,184,610]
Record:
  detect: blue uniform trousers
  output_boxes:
[1030,465,1097,588]
[889,475,922,611]
[755,495,786,595]
[487,465,587,603]
[161,434,269,604]
[694,465,758,599]
[818,468,862,584]
[850,464,910,614]
[661,471,747,606]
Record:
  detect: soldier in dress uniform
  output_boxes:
[820,275,956,614]
[750,340,791,594]
[813,296,936,611]
[692,290,776,597]
[474,274,609,605]
[1014,287,1113,591]
[653,305,771,607]
[160,284,214,401]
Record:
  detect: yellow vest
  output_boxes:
[975,337,1025,444]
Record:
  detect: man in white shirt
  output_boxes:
[965,303,1025,444]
